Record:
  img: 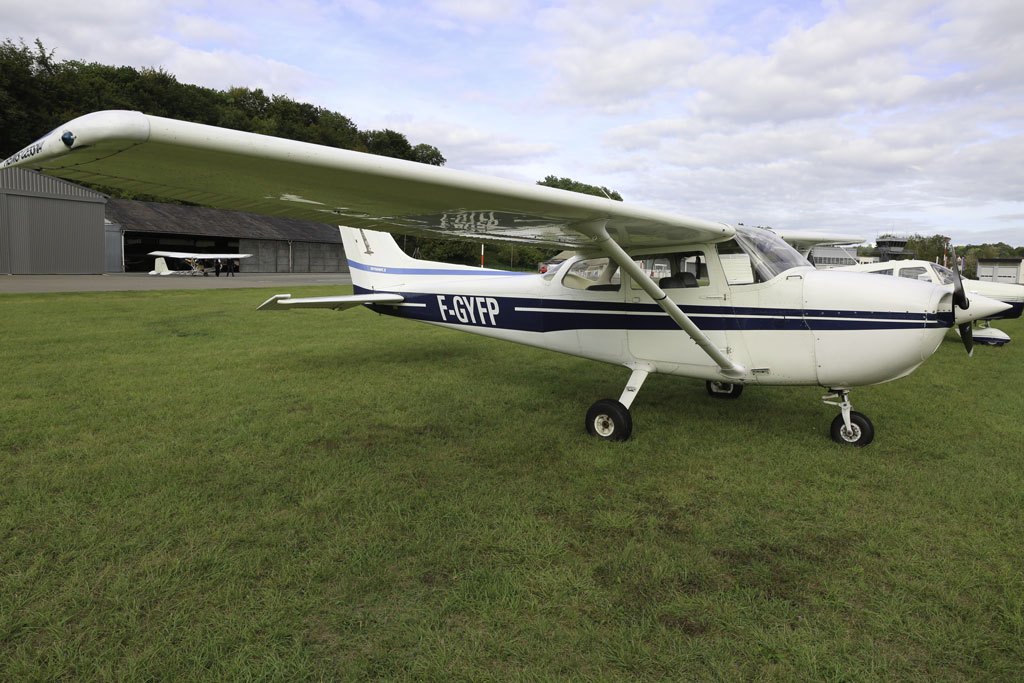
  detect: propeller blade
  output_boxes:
[958,322,974,357]
[950,248,969,310]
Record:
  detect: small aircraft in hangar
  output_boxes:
[148,251,252,276]
[3,111,1010,446]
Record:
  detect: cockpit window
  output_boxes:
[541,259,566,280]
[716,226,811,284]
[930,263,956,285]
[562,257,621,291]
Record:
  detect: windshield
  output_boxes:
[930,263,956,285]
[729,226,812,282]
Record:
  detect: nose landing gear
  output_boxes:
[823,389,874,446]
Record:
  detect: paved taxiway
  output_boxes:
[0,272,353,294]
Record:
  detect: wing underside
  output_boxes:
[5,110,734,250]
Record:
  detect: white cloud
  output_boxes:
[378,118,556,173]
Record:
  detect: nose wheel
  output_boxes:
[823,390,874,446]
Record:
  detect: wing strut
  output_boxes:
[588,221,746,379]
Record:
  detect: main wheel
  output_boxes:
[585,399,633,441]
[830,411,874,447]
[706,380,744,399]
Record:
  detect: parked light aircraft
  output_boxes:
[3,111,1011,446]
[837,259,1024,348]
[148,251,252,276]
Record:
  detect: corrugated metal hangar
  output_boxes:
[1,168,348,275]
[0,168,106,274]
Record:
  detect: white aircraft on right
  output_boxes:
[836,259,1024,348]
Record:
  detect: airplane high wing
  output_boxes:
[7,110,745,377]
[3,110,733,249]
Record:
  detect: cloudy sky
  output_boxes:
[3,0,1023,245]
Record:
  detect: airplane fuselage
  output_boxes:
[350,244,956,390]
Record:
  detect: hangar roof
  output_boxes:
[106,198,341,243]
[0,168,106,203]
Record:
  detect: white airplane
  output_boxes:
[836,259,1024,348]
[3,110,1011,446]
[148,251,252,276]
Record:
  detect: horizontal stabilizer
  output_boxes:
[257,293,404,311]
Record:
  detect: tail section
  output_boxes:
[338,226,517,291]
[149,257,171,275]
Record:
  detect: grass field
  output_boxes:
[2,284,1023,680]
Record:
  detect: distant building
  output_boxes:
[2,169,348,274]
[876,235,915,261]
[808,245,859,268]
[977,257,1024,284]
[106,199,348,274]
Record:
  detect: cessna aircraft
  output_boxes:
[3,110,1011,446]
[148,251,252,276]
[836,259,1024,347]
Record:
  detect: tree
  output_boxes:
[903,234,949,265]
[0,39,61,156]
[411,143,445,166]
[360,129,414,160]
[537,175,623,201]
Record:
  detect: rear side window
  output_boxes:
[631,251,708,289]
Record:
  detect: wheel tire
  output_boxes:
[585,399,633,441]
[706,380,744,399]
[830,411,874,447]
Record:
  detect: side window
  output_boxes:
[562,258,621,291]
[898,266,928,281]
[631,251,708,289]
[716,240,757,285]
[873,268,893,276]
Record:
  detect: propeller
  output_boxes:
[950,249,973,356]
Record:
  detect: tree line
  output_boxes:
[0,39,445,166]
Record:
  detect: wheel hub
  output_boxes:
[593,414,614,437]
[840,424,861,442]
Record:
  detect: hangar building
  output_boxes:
[1,168,347,274]
[977,257,1024,285]
[1,168,107,274]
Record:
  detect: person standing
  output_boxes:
[215,259,222,277]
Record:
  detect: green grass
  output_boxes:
[2,285,1023,680]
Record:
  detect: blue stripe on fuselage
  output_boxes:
[354,286,955,332]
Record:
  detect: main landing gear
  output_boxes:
[585,366,651,441]
[585,369,749,442]
[823,389,874,447]
[706,380,743,399]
